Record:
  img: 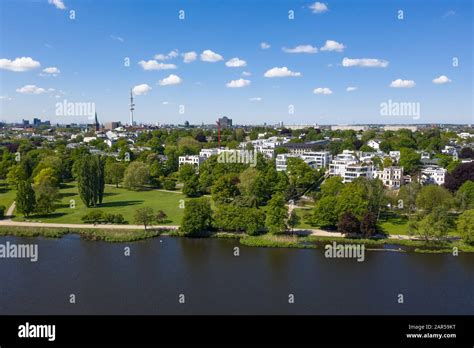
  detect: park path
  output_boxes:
[1,201,178,230]
[1,202,451,240]
[5,201,16,217]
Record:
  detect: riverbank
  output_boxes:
[1,225,473,253]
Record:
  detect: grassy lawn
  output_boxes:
[379,212,458,236]
[0,180,15,209]
[13,183,187,225]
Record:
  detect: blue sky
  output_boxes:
[0,0,472,125]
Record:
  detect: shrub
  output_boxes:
[163,179,176,190]
[113,214,125,224]
[81,210,105,224]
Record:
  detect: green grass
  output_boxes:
[12,183,188,225]
[0,180,15,209]
[0,225,168,242]
[379,212,459,236]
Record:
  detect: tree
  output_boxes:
[81,210,105,224]
[265,193,288,234]
[444,162,474,192]
[211,174,240,204]
[77,155,106,207]
[105,162,126,187]
[360,211,377,238]
[399,148,420,174]
[416,185,453,214]
[182,174,201,197]
[178,164,196,183]
[397,182,421,215]
[312,196,339,229]
[123,161,150,190]
[16,181,36,217]
[335,183,368,219]
[134,207,155,230]
[320,176,344,197]
[6,164,28,189]
[287,210,301,233]
[34,176,59,214]
[455,180,474,211]
[337,212,360,235]
[180,197,212,236]
[155,210,168,223]
[457,209,474,244]
[409,207,449,242]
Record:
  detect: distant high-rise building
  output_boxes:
[129,89,135,126]
[218,116,232,129]
[22,119,30,127]
[94,112,100,131]
[33,118,41,127]
[104,121,121,130]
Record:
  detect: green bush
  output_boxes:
[163,179,176,190]
[81,210,105,224]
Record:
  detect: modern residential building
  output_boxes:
[374,166,403,189]
[199,148,220,159]
[420,166,446,185]
[329,150,374,183]
[179,155,205,168]
[367,139,381,150]
[276,151,331,171]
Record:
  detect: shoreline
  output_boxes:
[0,225,472,253]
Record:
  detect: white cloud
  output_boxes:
[226,78,251,88]
[182,51,197,63]
[0,95,12,101]
[320,40,345,52]
[41,67,60,76]
[225,57,247,67]
[0,57,41,72]
[313,87,333,95]
[346,86,357,92]
[154,50,179,60]
[432,75,451,84]
[389,79,416,88]
[283,45,317,54]
[309,2,328,13]
[249,97,262,101]
[132,84,152,95]
[16,85,47,94]
[162,101,169,105]
[138,60,177,70]
[342,57,389,68]
[48,0,66,10]
[110,35,124,42]
[158,74,182,86]
[242,71,251,76]
[442,10,456,18]
[260,42,271,49]
[200,49,224,62]
[264,67,301,78]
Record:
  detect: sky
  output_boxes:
[0,0,473,126]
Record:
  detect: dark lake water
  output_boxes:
[0,235,472,315]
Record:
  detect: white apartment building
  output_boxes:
[179,155,205,168]
[374,166,403,189]
[329,151,374,183]
[421,167,447,186]
[276,151,331,171]
[199,148,219,159]
[367,139,380,150]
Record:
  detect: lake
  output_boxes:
[0,235,472,315]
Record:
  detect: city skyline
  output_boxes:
[0,0,473,125]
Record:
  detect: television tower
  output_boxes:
[129,89,135,126]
